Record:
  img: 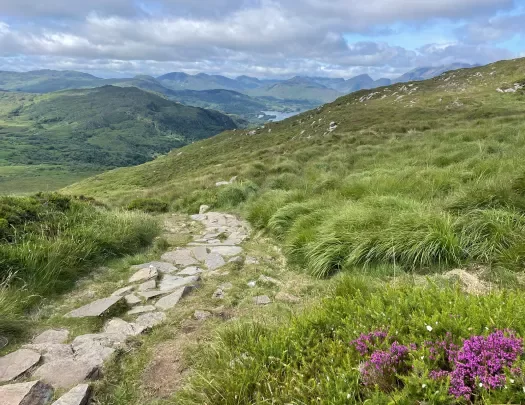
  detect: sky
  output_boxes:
[0,0,524,79]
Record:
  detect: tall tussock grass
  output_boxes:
[0,193,159,338]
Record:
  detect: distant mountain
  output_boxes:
[0,85,236,168]
[248,76,342,103]
[157,72,245,92]
[0,70,102,93]
[393,63,477,83]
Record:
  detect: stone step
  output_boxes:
[65,296,124,318]
[51,384,91,405]
[0,380,53,405]
[0,349,41,383]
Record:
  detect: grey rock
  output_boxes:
[32,329,69,345]
[103,319,139,337]
[159,275,199,292]
[205,253,226,271]
[275,292,301,304]
[194,310,212,321]
[253,295,271,305]
[72,337,116,368]
[138,290,170,300]
[138,279,156,292]
[191,246,209,261]
[199,205,210,214]
[0,349,41,383]
[212,288,225,300]
[51,384,91,405]
[190,214,206,221]
[127,305,156,315]
[22,344,74,364]
[176,266,203,276]
[155,287,190,310]
[228,256,244,265]
[128,266,158,284]
[210,246,243,257]
[0,380,53,405]
[111,286,134,297]
[258,275,282,286]
[133,312,166,332]
[124,294,141,306]
[65,296,124,318]
[130,261,177,274]
[33,359,99,389]
[161,249,198,267]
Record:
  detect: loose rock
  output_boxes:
[253,295,271,305]
[194,310,212,321]
[128,266,158,284]
[138,279,156,292]
[51,384,91,405]
[134,312,166,332]
[155,287,190,310]
[0,349,41,383]
[0,380,53,405]
[124,294,141,306]
[66,296,124,318]
[103,319,139,337]
[159,275,199,292]
[111,286,134,297]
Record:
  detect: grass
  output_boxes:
[0,193,159,339]
[176,275,525,404]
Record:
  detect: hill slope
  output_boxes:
[0,86,236,193]
[68,57,525,276]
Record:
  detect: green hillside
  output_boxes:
[0,86,236,193]
[0,69,101,93]
[68,57,525,275]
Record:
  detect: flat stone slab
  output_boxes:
[66,296,124,318]
[191,246,209,261]
[23,343,74,364]
[155,287,190,310]
[0,380,54,405]
[176,266,203,276]
[130,261,177,274]
[138,279,156,292]
[127,305,156,315]
[253,295,272,305]
[52,384,91,405]
[111,286,134,297]
[205,253,226,271]
[0,349,41,383]
[128,267,158,284]
[210,246,243,257]
[33,359,99,389]
[138,290,170,300]
[161,249,198,267]
[159,275,199,292]
[124,294,141,306]
[134,312,166,332]
[32,329,69,345]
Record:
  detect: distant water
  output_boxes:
[262,110,302,122]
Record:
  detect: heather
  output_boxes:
[178,276,525,404]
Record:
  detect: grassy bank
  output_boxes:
[0,193,159,338]
[178,275,525,404]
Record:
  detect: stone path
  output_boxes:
[0,208,253,405]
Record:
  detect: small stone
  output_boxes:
[111,286,134,297]
[253,295,271,305]
[212,289,225,299]
[247,281,257,288]
[0,349,41,383]
[218,282,233,290]
[193,310,212,321]
[258,275,282,286]
[159,275,199,292]
[32,329,69,345]
[133,312,166,332]
[199,205,210,214]
[205,253,226,270]
[138,279,156,292]
[155,287,190,310]
[33,359,99,389]
[176,266,203,276]
[130,262,177,274]
[161,249,198,267]
[0,380,53,405]
[128,266,158,284]
[210,246,243,257]
[127,305,156,315]
[66,296,124,318]
[275,292,301,304]
[124,294,141,305]
[51,384,91,405]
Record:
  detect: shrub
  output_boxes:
[216,181,258,208]
[127,198,169,213]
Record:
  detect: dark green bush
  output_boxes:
[127,198,169,213]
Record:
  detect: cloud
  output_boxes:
[457,13,525,44]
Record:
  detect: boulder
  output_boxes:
[0,380,53,405]
[0,349,41,383]
[155,287,191,310]
[51,384,91,405]
[32,329,69,345]
[65,296,124,318]
[128,266,158,284]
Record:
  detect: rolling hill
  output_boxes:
[0,85,236,193]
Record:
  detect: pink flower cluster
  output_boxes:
[360,342,410,391]
[350,330,388,356]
